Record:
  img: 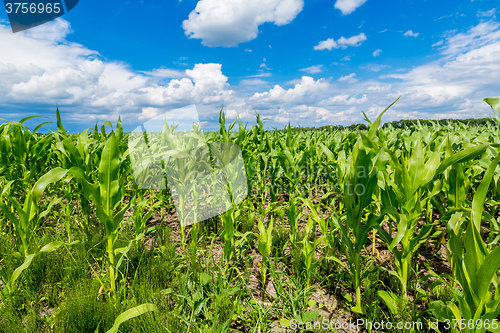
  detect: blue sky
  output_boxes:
[0,0,499,132]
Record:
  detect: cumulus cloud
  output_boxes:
[247,72,272,78]
[23,18,73,42]
[338,73,358,83]
[136,63,234,106]
[477,8,496,18]
[182,0,304,47]
[250,76,329,105]
[314,33,367,50]
[360,64,389,72]
[271,105,341,124]
[319,94,368,105]
[140,68,187,79]
[404,30,419,37]
[300,65,323,74]
[314,38,337,51]
[139,107,160,120]
[373,49,382,57]
[239,78,269,86]
[334,0,368,15]
[437,21,500,56]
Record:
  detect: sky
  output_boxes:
[0,0,499,132]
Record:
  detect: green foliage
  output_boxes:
[0,98,500,331]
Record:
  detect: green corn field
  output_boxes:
[1,98,500,332]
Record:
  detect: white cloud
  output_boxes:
[140,68,187,79]
[314,38,337,51]
[404,30,419,37]
[314,33,367,50]
[436,13,455,21]
[432,40,444,47]
[337,33,366,49]
[338,73,358,83]
[251,76,328,105]
[360,64,389,72]
[284,78,302,86]
[366,84,392,92]
[240,78,268,86]
[182,0,304,47]
[437,21,500,56]
[139,107,160,120]
[271,105,342,124]
[477,9,496,18]
[260,62,270,70]
[300,65,323,74]
[98,63,147,91]
[247,72,272,78]
[320,94,368,105]
[186,63,229,92]
[23,18,73,42]
[334,0,368,15]
[337,33,367,48]
[373,49,382,57]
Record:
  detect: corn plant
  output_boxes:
[298,212,323,286]
[373,125,488,297]
[286,196,302,246]
[105,304,157,333]
[430,150,500,332]
[301,198,337,253]
[131,192,159,240]
[257,206,273,296]
[39,131,130,301]
[334,103,397,314]
[0,117,54,187]
[0,99,500,330]
[0,167,80,293]
[221,207,237,265]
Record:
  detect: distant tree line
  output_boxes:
[381,117,497,129]
[288,123,368,132]
[286,117,497,132]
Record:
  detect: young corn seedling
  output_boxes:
[257,206,273,299]
[286,196,302,246]
[301,198,338,252]
[131,191,160,241]
[299,213,324,286]
[222,207,237,267]
[221,206,254,274]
